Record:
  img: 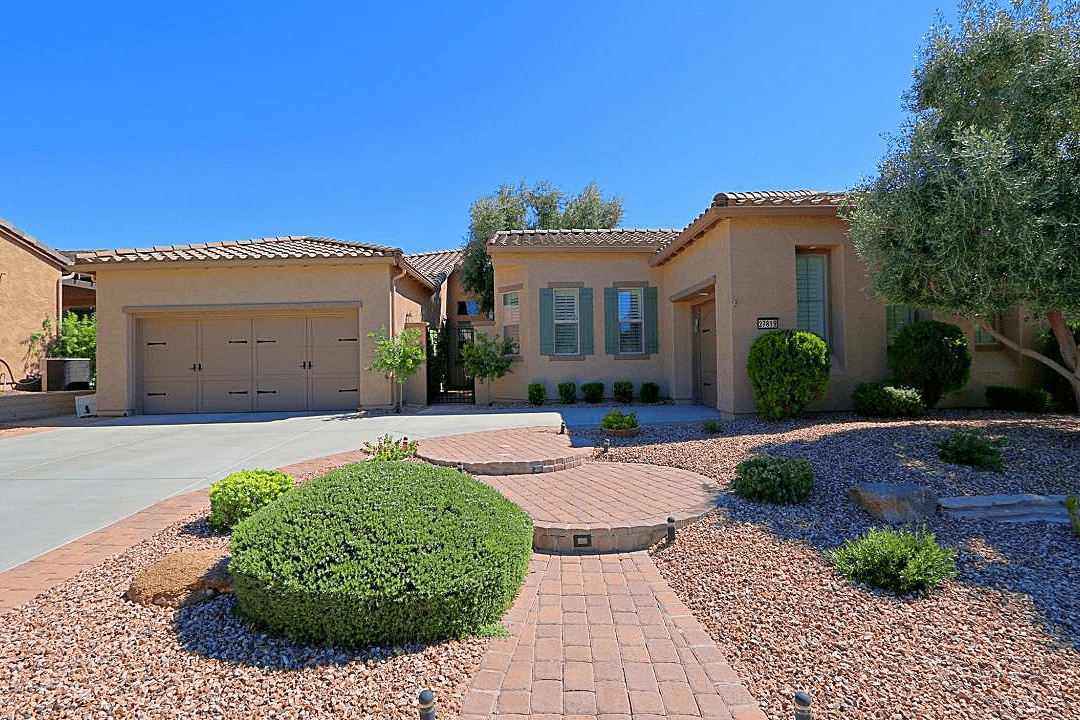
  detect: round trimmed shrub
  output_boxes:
[851,382,925,418]
[613,381,633,403]
[732,455,814,503]
[208,469,295,530]
[557,381,577,404]
[888,320,971,408]
[746,329,831,421]
[581,382,604,403]
[639,382,660,404]
[230,461,533,646]
[829,525,955,594]
[527,382,546,405]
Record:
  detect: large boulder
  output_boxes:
[127,551,232,608]
[849,483,938,524]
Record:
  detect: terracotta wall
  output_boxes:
[0,236,61,379]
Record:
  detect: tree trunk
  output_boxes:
[974,312,1080,407]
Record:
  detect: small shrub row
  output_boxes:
[528,380,661,404]
[830,525,955,594]
[230,461,533,646]
[601,409,638,430]
[209,469,295,531]
[732,455,814,504]
[985,385,1052,413]
[852,382,925,419]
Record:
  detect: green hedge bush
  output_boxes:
[581,382,604,403]
[938,430,1006,472]
[888,320,971,408]
[985,385,1052,413]
[1037,322,1080,412]
[601,409,638,430]
[830,526,955,594]
[613,381,633,403]
[209,469,295,531]
[639,382,660,404]
[851,382,925,418]
[746,329,831,421]
[230,461,533,646]
[528,382,546,406]
[557,381,577,404]
[732,455,814,503]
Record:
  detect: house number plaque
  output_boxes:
[757,317,779,330]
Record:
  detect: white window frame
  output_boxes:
[501,290,521,354]
[552,288,580,356]
[617,287,644,354]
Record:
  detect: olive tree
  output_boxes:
[366,326,424,412]
[846,0,1080,407]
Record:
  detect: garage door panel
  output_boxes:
[142,379,198,414]
[254,317,306,377]
[309,374,359,410]
[308,315,359,376]
[200,379,253,413]
[200,318,252,377]
[253,384,306,412]
[141,319,197,379]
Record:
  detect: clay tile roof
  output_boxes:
[0,215,69,269]
[488,228,681,250]
[71,236,401,265]
[404,248,463,286]
[710,190,846,208]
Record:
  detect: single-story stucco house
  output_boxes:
[486,190,1042,417]
[0,217,71,383]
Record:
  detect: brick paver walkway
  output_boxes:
[484,463,720,553]
[461,552,765,720]
[417,426,593,475]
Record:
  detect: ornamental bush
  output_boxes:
[601,409,638,430]
[208,469,295,531]
[557,381,577,404]
[746,329,831,421]
[985,385,1052,414]
[362,434,417,461]
[937,430,1007,472]
[888,321,971,408]
[527,382,546,406]
[230,461,533,646]
[732,455,814,504]
[639,382,660,404]
[830,525,955,594]
[613,381,633,403]
[581,382,604,403]
[851,382,925,419]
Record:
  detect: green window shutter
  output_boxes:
[579,287,594,355]
[643,286,659,353]
[539,288,554,355]
[604,287,619,354]
[796,254,827,340]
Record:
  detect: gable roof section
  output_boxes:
[651,190,847,266]
[0,215,69,270]
[489,228,680,250]
[71,236,400,266]
[404,248,463,286]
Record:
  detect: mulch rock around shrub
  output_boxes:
[595,410,1080,720]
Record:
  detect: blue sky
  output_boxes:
[1,1,959,252]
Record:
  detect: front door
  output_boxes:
[694,300,717,408]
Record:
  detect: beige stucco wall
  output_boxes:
[489,249,665,402]
[92,260,407,415]
[0,235,61,379]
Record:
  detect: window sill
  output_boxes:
[611,352,652,360]
[545,354,585,361]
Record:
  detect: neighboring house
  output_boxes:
[0,217,69,382]
[72,237,444,416]
[487,191,1041,417]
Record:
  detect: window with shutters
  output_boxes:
[886,305,915,347]
[618,288,643,354]
[796,252,828,341]
[974,314,1004,348]
[502,291,520,354]
[553,288,579,355]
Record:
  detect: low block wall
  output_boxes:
[0,391,93,423]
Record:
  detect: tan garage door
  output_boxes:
[137,312,359,414]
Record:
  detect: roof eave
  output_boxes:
[0,217,69,270]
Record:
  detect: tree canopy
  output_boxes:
[845,0,1080,404]
[460,181,623,312]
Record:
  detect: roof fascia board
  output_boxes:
[0,222,69,270]
[74,255,399,270]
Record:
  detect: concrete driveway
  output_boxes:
[0,403,721,573]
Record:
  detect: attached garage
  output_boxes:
[73,236,436,416]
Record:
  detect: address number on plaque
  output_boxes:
[757,317,779,330]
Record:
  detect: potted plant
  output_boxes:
[601,409,639,437]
